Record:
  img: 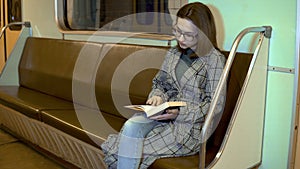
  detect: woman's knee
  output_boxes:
[124,114,152,127]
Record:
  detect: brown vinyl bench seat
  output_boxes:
[0,37,252,168]
[0,86,74,120]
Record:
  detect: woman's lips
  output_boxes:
[179,42,186,47]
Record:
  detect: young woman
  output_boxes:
[101,2,226,169]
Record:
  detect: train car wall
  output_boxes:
[21,0,298,169]
[193,1,297,169]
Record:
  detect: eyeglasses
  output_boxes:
[172,27,197,42]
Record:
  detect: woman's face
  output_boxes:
[173,17,198,50]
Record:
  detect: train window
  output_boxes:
[136,0,155,25]
[7,0,22,30]
[0,4,2,27]
[163,0,173,26]
[64,0,132,30]
[58,0,187,34]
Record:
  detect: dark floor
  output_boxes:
[0,129,66,169]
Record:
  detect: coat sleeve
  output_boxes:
[205,51,226,117]
[194,50,226,134]
[148,49,179,102]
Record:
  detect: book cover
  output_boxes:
[124,101,186,117]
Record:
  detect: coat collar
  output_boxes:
[170,49,206,88]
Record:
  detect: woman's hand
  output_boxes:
[146,96,163,106]
[146,96,179,120]
[149,108,179,120]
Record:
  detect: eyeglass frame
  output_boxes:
[172,26,198,42]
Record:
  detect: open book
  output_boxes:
[124,101,187,118]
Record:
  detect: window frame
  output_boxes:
[55,0,184,35]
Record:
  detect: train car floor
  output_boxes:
[0,128,66,169]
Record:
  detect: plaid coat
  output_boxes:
[101,47,226,168]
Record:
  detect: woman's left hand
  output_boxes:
[149,108,179,120]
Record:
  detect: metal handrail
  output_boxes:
[0,21,31,61]
[0,21,31,39]
[199,26,272,169]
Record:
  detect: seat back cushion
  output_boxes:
[19,37,103,102]
[95,43,169,121]
[208,51,253,148]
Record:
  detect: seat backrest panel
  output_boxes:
[95,44,169,120]
[19,37,103,102]
[208,51,253,151]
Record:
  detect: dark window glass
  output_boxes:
[163,0,173,26]
[63,0,172,34]
[65,0,134,30]
[136,0,155,25]
[7,0,22,30]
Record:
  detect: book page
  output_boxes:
[124,101,186,118]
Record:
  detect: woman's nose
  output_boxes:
[178,34,185,41]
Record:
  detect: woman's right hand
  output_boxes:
[146,96,163,106]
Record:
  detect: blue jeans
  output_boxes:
[117,113,159,169]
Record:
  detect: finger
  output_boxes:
[159,114,176,120]
[146,97,158,106]
[152,99,157,106]
[157,98,163,105]
[165,109,179,114]
[146,98,156,105]
[149,114,166,120]
[152,99,160,106]
[146,99,152,105]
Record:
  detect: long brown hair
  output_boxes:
[176,2,218,54]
